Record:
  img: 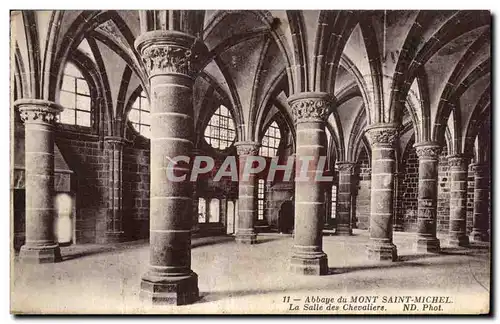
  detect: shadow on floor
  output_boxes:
[61,235,240,261]
[397,253,447,262]
[327,260,430,275]
[197,257,485,304]
[254,237,285,245]
[62,240,149,262]
[192,236,235,249]
[440,245,490,256]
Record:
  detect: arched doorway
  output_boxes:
[278,200,294,234]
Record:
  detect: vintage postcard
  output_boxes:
[10,9,491,315]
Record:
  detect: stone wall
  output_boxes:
[122,139,150,240]
[266,181,294,231]
[13,123,154,245]
[55,129,108,244]
[437,149,450,233]
[467,164,475,235]
[354,148,371,229]
[398,141,419,232]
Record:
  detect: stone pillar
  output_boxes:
[234,142,260,244]
[323,181,334,231]
[288,92,331,275]
[470,163,489,242]
[447,154,470,247]
[414,142,441,253]
[16,99,63,263]
[365,123,398,261]
[393,172,404,232]
[191,148,202,234]
[351,171,358,229]
[191,187,200,234]
[336,161,355,236]
[135,30,207,305]
[103,136,126,243]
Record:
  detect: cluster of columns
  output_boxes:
[14,34,491,310]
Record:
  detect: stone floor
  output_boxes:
[11,230,490,315]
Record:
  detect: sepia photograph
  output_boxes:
[9,9,492,315]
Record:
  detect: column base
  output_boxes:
[415,237,440,253]
[367,240,397,261]
[470,230,489,243]
[447,234,469,247]
[235,230,257,244]
[290,252,328,276]
[140,271,199,306]
[103,231,125,244]
[336,224,352,236]
[19,244,62,264]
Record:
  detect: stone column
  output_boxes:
[191,187,200,234]
[15,99,63,263]
[393,172,404,232]
[365,123,399,261]
[288,92,331,275]
[351,172,358,229]
[470,163,489,242]
[336,161,355,236]
[135,30,207,305]
[103,136,126,243]
[414,142,441,253]
[234,142,260,244]
[323,181,334,231]
[191,148,202,234]
[447,154,470,247]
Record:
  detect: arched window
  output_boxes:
[59,62,91,126]
[129,91,151,138]
[226,200,235,234]
[326,128,333,170]
[257,179,265,220]
[260,121,281,157]
[204,105,236,150]
[326,128,332,151]
[331,185,337,219]
[209,199,220,223]
[198,198,206,223]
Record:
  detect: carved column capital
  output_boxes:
[414,142,442,160]
[135,30,208,78]
[365,123,399,148]
[336,161,355,173]
[287,92,333,124]
[235,141,260,156]
[15,99,63,126]
[447,154,469,169]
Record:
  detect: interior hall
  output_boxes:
[10,10,491,313]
